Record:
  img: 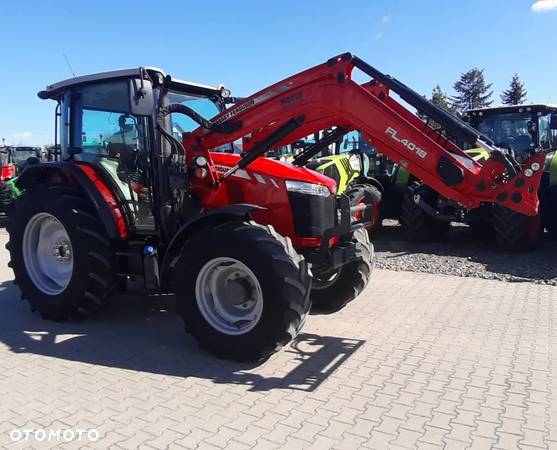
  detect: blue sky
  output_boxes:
[0,0,556,146]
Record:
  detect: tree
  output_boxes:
[418,85,458,133]
[451,68,493,112]
[500,74,527,105]
[431,85,456,114]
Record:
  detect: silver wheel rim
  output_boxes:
[22,212,73,295]
[195,257,263,335]
[312,269,342,290]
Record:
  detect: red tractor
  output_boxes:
[0,147,17,213]
[8,54,545,362]
[0,148,16,182]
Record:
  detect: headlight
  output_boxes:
[195,156,208,166]
[349,155,361,171]
[285,180,331,197]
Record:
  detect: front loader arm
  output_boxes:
[186,53,544,215]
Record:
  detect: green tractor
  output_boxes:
[398,104,557,250]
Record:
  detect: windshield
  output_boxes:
[340,131,376,155]
[166,91,221,139]
[12,150,38,164]
[474,113,535,156]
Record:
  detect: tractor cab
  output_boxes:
[38,67,230,234]
[463,104,557,160]
[0,145,42,182]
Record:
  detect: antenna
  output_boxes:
[63,53,76,78]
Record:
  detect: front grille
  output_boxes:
[288,192,336,237]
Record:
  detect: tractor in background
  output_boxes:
[398,104,557,250]
[0,146,43,213]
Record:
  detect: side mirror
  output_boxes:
[549,113,557,130]
[129,78,154,116]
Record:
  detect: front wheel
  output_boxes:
[346,183,382,232]
[400,182,450,241]
[174,221,311,362]
[310,228,374,314]
[492,205,541,251]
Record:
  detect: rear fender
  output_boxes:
[15,162,126,239]
[160,204,264,290]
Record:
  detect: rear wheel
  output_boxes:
[174,221,311,362]
[310,228,374,314]
[7,185,117,320]
[492,205,541,251]
[400,181,450,241]
[346,184,382,232]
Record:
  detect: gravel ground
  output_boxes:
[1,215,555,285]
[373,219,557,285]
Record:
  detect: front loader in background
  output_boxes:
[7,53,546,362]
[398,104,557,250]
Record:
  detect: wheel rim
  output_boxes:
[195,257,264,336]
[312,269,342,290]
[353,198,366,222]
[22,213,73,296]
[352,196,379,231]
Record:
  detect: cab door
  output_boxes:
[61,80,156,232]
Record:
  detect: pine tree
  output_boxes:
[451,68,493,112]
[431,85,456,114]
[419,85,458,132]
[500,74,527,105]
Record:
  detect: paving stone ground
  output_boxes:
[0,233,555,449]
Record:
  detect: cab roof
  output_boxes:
[465,104,557,116]
[38,66,226,101]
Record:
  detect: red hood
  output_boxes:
[210,152,337,193]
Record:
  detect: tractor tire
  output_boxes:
[541,184,557,238]
[469,219,494,240]
[7,185,117,320]
[310,228,374,314]
[174,221,311,363]
[492,205,541,251]
[346,184,382,232]
[400,181,450,241]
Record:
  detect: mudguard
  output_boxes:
[160,204,264,289]
[15,162,126,239]
[354,175,385,194]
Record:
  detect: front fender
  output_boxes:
[354,176,385,194]
[160,204,264,290]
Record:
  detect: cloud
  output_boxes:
[10,132,32,142]
[532,0,557,12]
[381,14,391,23]
[376,32,383,39]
